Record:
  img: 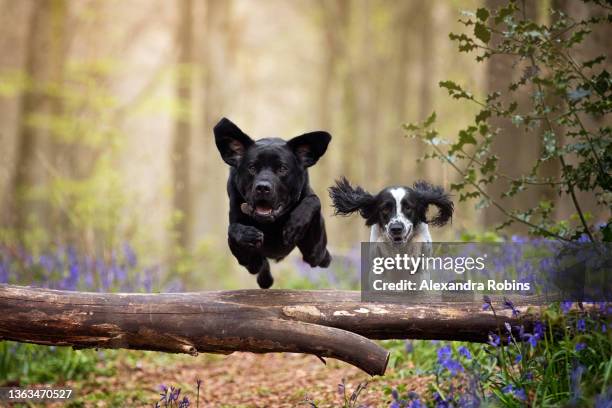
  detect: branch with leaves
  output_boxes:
[405,0,611,242]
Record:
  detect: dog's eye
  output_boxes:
[247,164,257,175]
[277,164,288,175]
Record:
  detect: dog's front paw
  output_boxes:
[236,226,264,248]
[282,218,309,247]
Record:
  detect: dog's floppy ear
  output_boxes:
[329,177,376,222]
[412,181,454,227]
[214,117,254,167]
[288,131,331,167]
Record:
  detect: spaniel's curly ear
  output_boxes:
[329,177,376,220]
[412,181,454,226]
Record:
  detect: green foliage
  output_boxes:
[0,342,103,385]
[406,0,612,242]
[381,306,611,406]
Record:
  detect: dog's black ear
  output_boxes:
[214,117,254,167]
[288,131,331,167]
[412,181,454,227]
[329,177,376,221]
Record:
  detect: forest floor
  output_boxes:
[42,351,432,408]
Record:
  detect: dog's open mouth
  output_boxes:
[391,236,405,245]
[241,201,283,221]
[254,203,273,217]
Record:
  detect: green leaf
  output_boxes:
[403,123,420,131]
[476,8,489,22]
[424,111,437,127]
[439,80,463,92]
[458,129,477,145]
[475,109,491,124]
[474,22,491,43]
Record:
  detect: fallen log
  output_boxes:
[0,284,548,375]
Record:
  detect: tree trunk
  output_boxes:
[11,0,68,236]
[0,285,560,375]
[172,0,195,249]
[483,0,541,231]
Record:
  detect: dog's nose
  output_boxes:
[255,181,272,195]
[389,223,404,235]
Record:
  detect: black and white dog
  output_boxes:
[329,177,454,244]
[214,118,332,288]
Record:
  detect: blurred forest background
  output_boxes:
[0,0,609,290]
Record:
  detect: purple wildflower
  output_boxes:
[514,354,522,364]
[437,345,463,376]
[577,319,586,332]
[503,297,519,317]
[514,388,527,401]
[523,333,538,348]
[458,346,472,360]
[482,295,492,311]
[488,333,501,347]
[575,342,587,352]
[178,396,190,408]
[338,381,345,396]
[437,345,452,363]
[561,301,573,314]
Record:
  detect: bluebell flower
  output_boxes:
[561,301,573,314]
[503,298,519,317]
[488,333,501,347]
[482,295,492,311]
[502,384,514,394]
[338,381,346,396]
[437,345,463,376]
[123,242,138,267]
[514,388,527,401]
[594,388,612,408]
[602,323,607,333]
[437,345,452,363]
[577,319,586,332]
[523,333,538,348]
[441,358,464,376]
[575,342,587,352]
[514,354,522,364]
[408,399,422,408]
[570,365,585,401]
[390,390,401,408]
[534,321,545,338]
[178,396,190,408]
[458,346,472,360]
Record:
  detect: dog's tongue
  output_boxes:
[255,205,273,216]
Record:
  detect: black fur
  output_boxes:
[215,117,332,288]
[412,180,454,226]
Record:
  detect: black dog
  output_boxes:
[214,118,332,288]
[329,177,454,244]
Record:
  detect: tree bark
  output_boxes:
[0,285,555,375]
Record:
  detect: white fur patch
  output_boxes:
[388,188,413,240]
